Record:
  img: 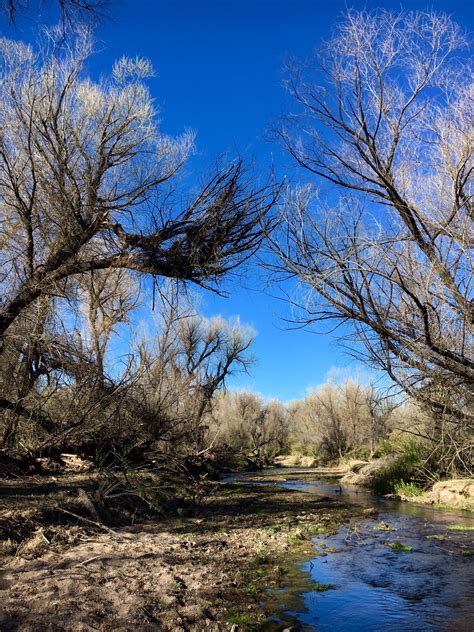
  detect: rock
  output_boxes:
[340,455,398,486]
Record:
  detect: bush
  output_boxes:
[345,446,371,461]
[394,481,424,498]
[290,444,320,458]
[371,437,428,494]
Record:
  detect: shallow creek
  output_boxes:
[240,470,474,631]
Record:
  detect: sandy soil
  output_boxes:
[0,477,362,631]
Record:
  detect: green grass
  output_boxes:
[371,438,428,495]
[286,524,328,544]
[254,546,271,564]
[313,583,336,592]
[245,583,262,597]
[291,444,320,457]
[226,609,265,628]
[373,522,395,531]
[385,541,413,552]
[394,481,424,498]
[287,532,305,544]
[446,524,474,531]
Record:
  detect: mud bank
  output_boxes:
[0,477,362,631]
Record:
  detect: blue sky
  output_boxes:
[3,0,472,401]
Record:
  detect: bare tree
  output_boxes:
[1,0,109,25]
[364,383,397,457]
[0,267,138,453]
[0,28,276,338]
[122,285,255,455]
[0,296,51,447]
[289,380,395,460]
[176,314,255,451]
[213,391,289,461]
[265,399,291,452]
[272,10,473,425]
[77,269,139,384]
[0,27,277,434]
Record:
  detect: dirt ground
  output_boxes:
[0,475,364,631]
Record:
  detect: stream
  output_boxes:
[241,470,474,631]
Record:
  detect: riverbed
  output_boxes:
[1,470,472,630]
[239,470,474,631]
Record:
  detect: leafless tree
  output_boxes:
[130,285,255,454]
[265,399,291,452]
[0,28,276,337]
[0,27,277,439]
[364,383,397,457]
[0,296,51,447]
[0,272,138,454]
[76,269,139,383]
[271,10,473,426]
[1,0,110,25]
[289,379,396,460]
[213,391,290,460]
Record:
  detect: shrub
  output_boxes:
[394,481,424,498]
[291,443,320,457]
[371,437,428,494]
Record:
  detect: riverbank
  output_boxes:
[274,455,474,512]
[0,475,363,631]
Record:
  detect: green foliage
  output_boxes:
[385,541,413,552]
[245,583,263,596]
[313,583,336,591]
[373,522,395,531]
[378,436,425,460]
[287,524,327,543]
[291,443,319,457]
[394,481,424,498]
[346,446,371,460]
[254,545,271,564]
[226,608,264,628]
[287,530,305,544]
[371,437,429,494]
[446,525,474,531]
[273,447,292,457]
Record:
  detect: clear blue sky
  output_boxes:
[3,1,472,401]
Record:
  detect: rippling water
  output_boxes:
[242,472,474,631]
